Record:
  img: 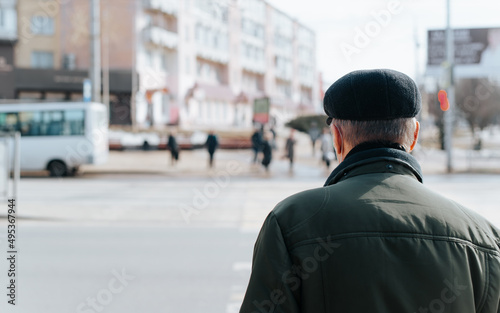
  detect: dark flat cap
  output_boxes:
[324,69,421,123]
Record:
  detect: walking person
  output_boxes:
[284,129,296,171]
[308,121,321,156]
[167,132,179,165]
[251,127,263,164]
[239,69,500,313]
[320,127,336,169]
[205,130,218,168]
[261,132,272,172]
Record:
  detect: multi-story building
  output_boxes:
[12,0,134,125]
[0,0,17,99]
[179,0,318,130]
[10,0,318,130]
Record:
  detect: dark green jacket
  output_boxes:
[240,144,500,313]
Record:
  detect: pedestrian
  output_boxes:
[251,127,263,164]
[308,121,320,156]
[205,130,218,168]
[320,127,336,169]
[167,132,179,165]
[261,132,272,172]
[269,126,277,150]
[284,129,296,170]
[239,69,500,313]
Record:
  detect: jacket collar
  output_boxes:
[324,141,423,187]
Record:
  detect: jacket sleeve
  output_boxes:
[239,212,301,313]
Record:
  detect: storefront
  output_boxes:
[13,68,136,125]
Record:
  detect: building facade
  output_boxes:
[12,0,134,125]
[0,0,17,99]
[9,0,318,130]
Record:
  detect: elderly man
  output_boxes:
[239,69,500,313]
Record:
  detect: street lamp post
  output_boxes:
[444,0,454,173]
[90,0,101,103]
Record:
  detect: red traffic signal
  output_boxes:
[438,90,449,111]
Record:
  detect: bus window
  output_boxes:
[64,110,85,136]
[17,110,85,137]
[0,112,19,132]
[47,111,64,136]
[19,111,37,136]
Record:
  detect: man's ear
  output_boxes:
[409,120,420,152]
[331,124,342,155]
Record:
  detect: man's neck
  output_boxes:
[341,141,406,163]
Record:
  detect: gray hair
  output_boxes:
[331,118,417,151]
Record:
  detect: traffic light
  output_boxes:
[438,90,450,111]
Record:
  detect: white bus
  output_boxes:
[0,102,108,176]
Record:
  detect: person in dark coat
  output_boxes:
[284,129,296,170]
[205,130,218,168]
[260,132,272,172]
[251,128,263,163]
[239,69,500,313]
[167,132,179,165]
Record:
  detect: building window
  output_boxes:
[31,16,54,35]
[31,51,54,69]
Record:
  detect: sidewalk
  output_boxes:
[82,132,327,178]
[81,132,500,177]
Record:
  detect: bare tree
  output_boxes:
[455,78,500,149]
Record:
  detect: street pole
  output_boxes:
[131,0,138,131]
[90,0,101,103]
[444,0,454,173]
[102,0,110,114]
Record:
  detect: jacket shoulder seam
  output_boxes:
[281,189,330,236]
[289,232,500,256]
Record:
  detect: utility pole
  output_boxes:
[131,0,138,130]
[102,0,110,112]
[444,0,454,173]
[90,0,101,103]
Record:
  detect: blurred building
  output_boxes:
[0,0,17,99]
[12,0,134,125]
[9,0,318,130]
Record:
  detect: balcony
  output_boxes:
[300,76,314,88]
[144,0,178,16]
[275,68,292,82]
[144,26,178,49]
[241,58,265,74]
[196,47,228,64]
[0,5,17,42]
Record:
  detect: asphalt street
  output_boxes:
[0,167,499,313]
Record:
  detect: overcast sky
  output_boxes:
[267,0,500,86]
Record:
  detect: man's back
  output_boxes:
[239,69,500,313]
[240,154,500,312]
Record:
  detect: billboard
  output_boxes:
[253,97,270,124]
[426,27,500,78]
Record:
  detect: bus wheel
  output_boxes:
[48,161,67,177]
